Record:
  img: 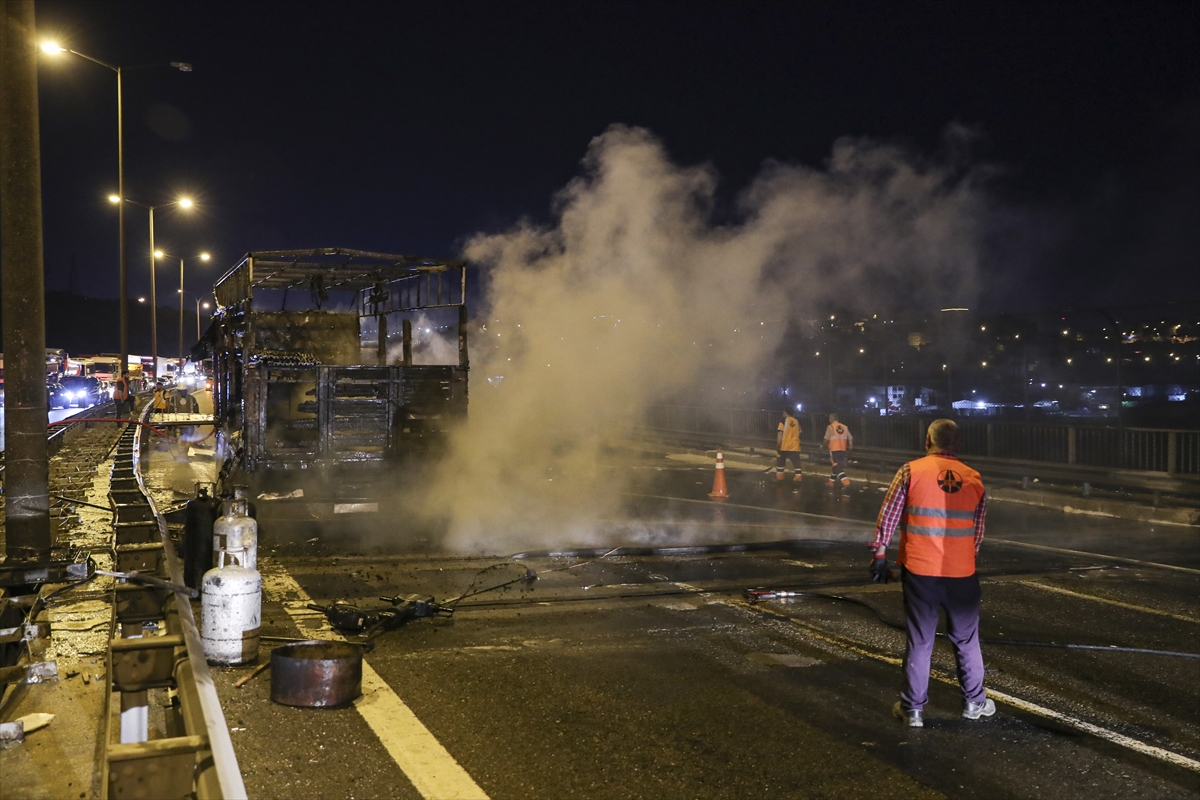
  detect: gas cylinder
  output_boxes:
[184,486,217,589]
[201,551,262,665]
[213,498,258,569]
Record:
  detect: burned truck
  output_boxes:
[206,249,468,527]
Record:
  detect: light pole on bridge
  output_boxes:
[39,41,191,372]
[108,195,194,376]
[175,256,210,359]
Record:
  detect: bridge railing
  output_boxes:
[642,405,1200,476]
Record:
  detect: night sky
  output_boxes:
[31,0,1200,313]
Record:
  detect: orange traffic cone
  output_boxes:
[708,449,729,502]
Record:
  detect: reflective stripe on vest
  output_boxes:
[898,455,984,578]
[827,424,850,451]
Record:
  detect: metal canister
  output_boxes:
[213,498,258,569]
[270,640,363,708]
[184,486,217,589]
[200,553,262,666]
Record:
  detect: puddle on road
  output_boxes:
[746,652,823,668]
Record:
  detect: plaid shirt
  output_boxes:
[870,454,988,553]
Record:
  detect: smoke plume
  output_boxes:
[431,124,990,551]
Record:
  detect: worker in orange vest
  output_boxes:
[870,418,993,728]
[823,413,853,487]
[151,382,170,416]
[775,408,803,482]
[112,370,131,419]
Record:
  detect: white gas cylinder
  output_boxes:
[213,498,258,569]
[201,551,262,665]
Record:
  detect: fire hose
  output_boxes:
[742,588,1200,659]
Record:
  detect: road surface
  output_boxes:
[133,426,1199,799]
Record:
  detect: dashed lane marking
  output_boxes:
[736,599,1200,774]
[992,538,1200,574]
[1015,580,1200,624]
[263,562,490,800]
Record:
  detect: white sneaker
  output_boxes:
[962,698,996,720]
[893,701,923,728]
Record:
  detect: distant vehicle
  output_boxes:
[47,380,71,409]
[59,376,104,408]
[77,356,121,389]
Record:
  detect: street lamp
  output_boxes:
[108,195,194,376]
[178,253,211,362]
[40,41,192,373]
[178,290,212,340]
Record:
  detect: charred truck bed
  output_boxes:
[202,248,468,526]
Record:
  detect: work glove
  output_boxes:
[869,555,890,583]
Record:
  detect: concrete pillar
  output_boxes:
[1,0,51,561]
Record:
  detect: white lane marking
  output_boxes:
[992,538,1200,574]
[1016,580,1200,624]
[263,562,489,800]
[985,687,1200,773]
[740,601,1200,774]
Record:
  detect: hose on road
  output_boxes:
[766,589,1200,660]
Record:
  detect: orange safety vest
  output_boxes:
[826,423,851,451]
[777,416,801,451]
[898,454,984,578]
[113,378,129,401]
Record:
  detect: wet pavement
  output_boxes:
[0,405,95,452]
[129,429,1200,799]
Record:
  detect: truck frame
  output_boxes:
[207,248,469,499]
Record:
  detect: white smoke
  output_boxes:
[384,311,459,365]
[429,124,990,551]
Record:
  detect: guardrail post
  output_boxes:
[986,424,994,458]
[1067,427,1076,465]
[1168,432,1178,476]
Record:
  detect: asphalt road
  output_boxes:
[139,438,1200,799]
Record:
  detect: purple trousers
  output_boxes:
[900,568,986,711]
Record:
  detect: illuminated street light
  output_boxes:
[177,252,212,362]
[178,289,212,340]
[109,196,195,376]
[41,40,192,372]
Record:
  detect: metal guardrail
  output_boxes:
[95,409,245,798]
[643,406,1200,476]
[0,401,117,484]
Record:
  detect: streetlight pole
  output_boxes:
[179,252,210,364]
[40,42,191,372]
[178,291,211,340]
[109,196,193,378]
